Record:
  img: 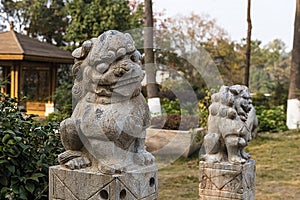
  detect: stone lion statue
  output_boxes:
[58,30,154,174]
[200,85,258,164]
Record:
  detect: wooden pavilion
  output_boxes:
[0,27,73,116]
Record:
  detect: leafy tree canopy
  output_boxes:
[155,13,244,94]
[1,0,68,46]
[64,0,143,50]
[153,13,290,102]
[249,39,290,105]
[0,0,143,48]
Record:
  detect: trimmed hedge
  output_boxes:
[255,105,288,132]
[0,93,63,199]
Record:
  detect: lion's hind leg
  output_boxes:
[201,133,223,163]
[58,118,91,169]
[224,135,247,164]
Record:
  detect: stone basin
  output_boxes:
[145,128,206,158]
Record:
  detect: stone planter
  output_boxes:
[145,128,206,158]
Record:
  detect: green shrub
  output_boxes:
[153,92,210,130]
[160,98,200,116]
[197,90,211,128]
[53,82,72,116]
[156,89,288,133]
[252,92,271,109]
[160,98,181,115]
[255,105,288,132]
[151,114,199,130]
[46,110,70,123]
[151,95,210,130]
[0,93,64,199]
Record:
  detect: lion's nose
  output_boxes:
[114,66,129,77]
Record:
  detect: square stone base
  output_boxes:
[49,165,158,200]
[199,160,256,200]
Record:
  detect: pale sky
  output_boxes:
[153,0,296,51]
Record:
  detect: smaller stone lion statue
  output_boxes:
[200,85,258,164]
[58,30,154,174]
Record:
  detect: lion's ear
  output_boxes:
[220,85,229,93]
[229,85,242,95]
[229,88,238,95]
[72,40,93,59]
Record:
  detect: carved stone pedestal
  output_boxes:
[49,165,158,200]
[199,160,256,200]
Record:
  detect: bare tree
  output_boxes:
[144,0,161,116]
[144,0,158,98]
[287,0,300,129]
[289,0,300,99]
[245,0,252,86]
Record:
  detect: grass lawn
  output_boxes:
[158,130,300,199]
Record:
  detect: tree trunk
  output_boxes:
[245,0,252,87]
[287,0,300,129]
[288,0,300,99]
[144,0,159,98]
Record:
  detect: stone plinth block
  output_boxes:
[199,160,256,200]
[49,165,158,200]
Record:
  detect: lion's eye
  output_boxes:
[130,54,137,62]
[96,63,109,74]
[130,51,141,62]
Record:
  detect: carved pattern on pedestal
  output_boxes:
[199,160,256,200]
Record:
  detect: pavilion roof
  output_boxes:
[0,30,73,64]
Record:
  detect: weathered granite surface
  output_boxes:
[57,30,155,174]
[199,160,256,200]
[199,85,257,199]
[200,85,258,164]
[49,165,158,200]
[49,30,158,199]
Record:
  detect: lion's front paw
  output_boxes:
[229,155,246,164]
[134,151,155,166]
[58,150,91,170]
[200,153,222,163]
[241,150,251,160]
[99,164,125,175]
[64,156,91,170]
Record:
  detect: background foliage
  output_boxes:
[47,64,73,122]
[0,0,143,48]
[64,0,143,50]
[0,1,294,200]
[0,93,63,199]
[255,105,288,132]
[0,0,68,46]
[155,88,288,133]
